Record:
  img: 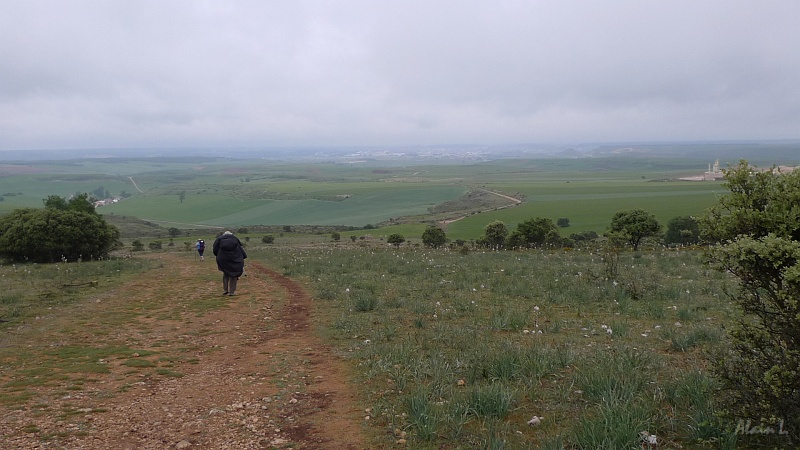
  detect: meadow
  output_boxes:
[260,243,749,449]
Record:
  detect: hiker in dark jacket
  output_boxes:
[212,231,247,296]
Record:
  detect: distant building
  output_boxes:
[702,159,724,180]
[678,159,724,181]
[707,159,720,174]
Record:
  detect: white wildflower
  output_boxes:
[527,416,542,426]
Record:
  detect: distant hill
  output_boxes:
[588,140,800,166]
[102,214,167,239]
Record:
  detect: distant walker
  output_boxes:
[195,239,205,261]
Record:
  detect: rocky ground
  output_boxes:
[1,253,369,449]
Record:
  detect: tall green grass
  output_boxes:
[258,245,739,448]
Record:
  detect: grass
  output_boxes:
[0,155,733,235]
[0,255,207,413]
[0,257,154,329]
[259,244,742,448]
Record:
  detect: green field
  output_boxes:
[0,152,790,241]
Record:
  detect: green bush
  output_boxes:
[506,217,562,248]
[664,215,700,246]
[607,209,661,251]
[387,233,405,247]
[701,160,800,440]
[421,226,446,248]
[0,200,120,262]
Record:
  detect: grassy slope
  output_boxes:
[254,244,761,449]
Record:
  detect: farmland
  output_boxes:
[0,150,762,242]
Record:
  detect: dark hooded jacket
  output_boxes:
[213,233,247,277]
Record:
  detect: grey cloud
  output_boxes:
[1,1,799,150]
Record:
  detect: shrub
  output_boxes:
[607,209,661,251]
[421,226,447,248]
[0,199,120,262]
[507,217,562,248]
[664,215,700,246]
[387,234,405,247]
[570,230,599,242]
[701,160,800,440]
[482,220,508,249]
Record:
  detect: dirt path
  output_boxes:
[1,253,369,449]
[439,189,522,225]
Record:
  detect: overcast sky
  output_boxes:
[1,1,799,152]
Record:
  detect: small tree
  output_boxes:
[179,191,186,203]
[331,232,341,242]
[606,209,661,251]
[67,193,97,215]
[557,217,570,227]
[0,196,119,262]
[421,226,447,248]
[131,239,145,251]
[482,220,508,249]
[507,217,561,249]
[664,216,700,246]
[262,235,275,244]
[387,234,405,247]
[168,227,181,238]
[700,161,800,439]
[43,194,69,210]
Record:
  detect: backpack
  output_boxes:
[198,240,205,250]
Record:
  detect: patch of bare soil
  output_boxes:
[1,253,369,449]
